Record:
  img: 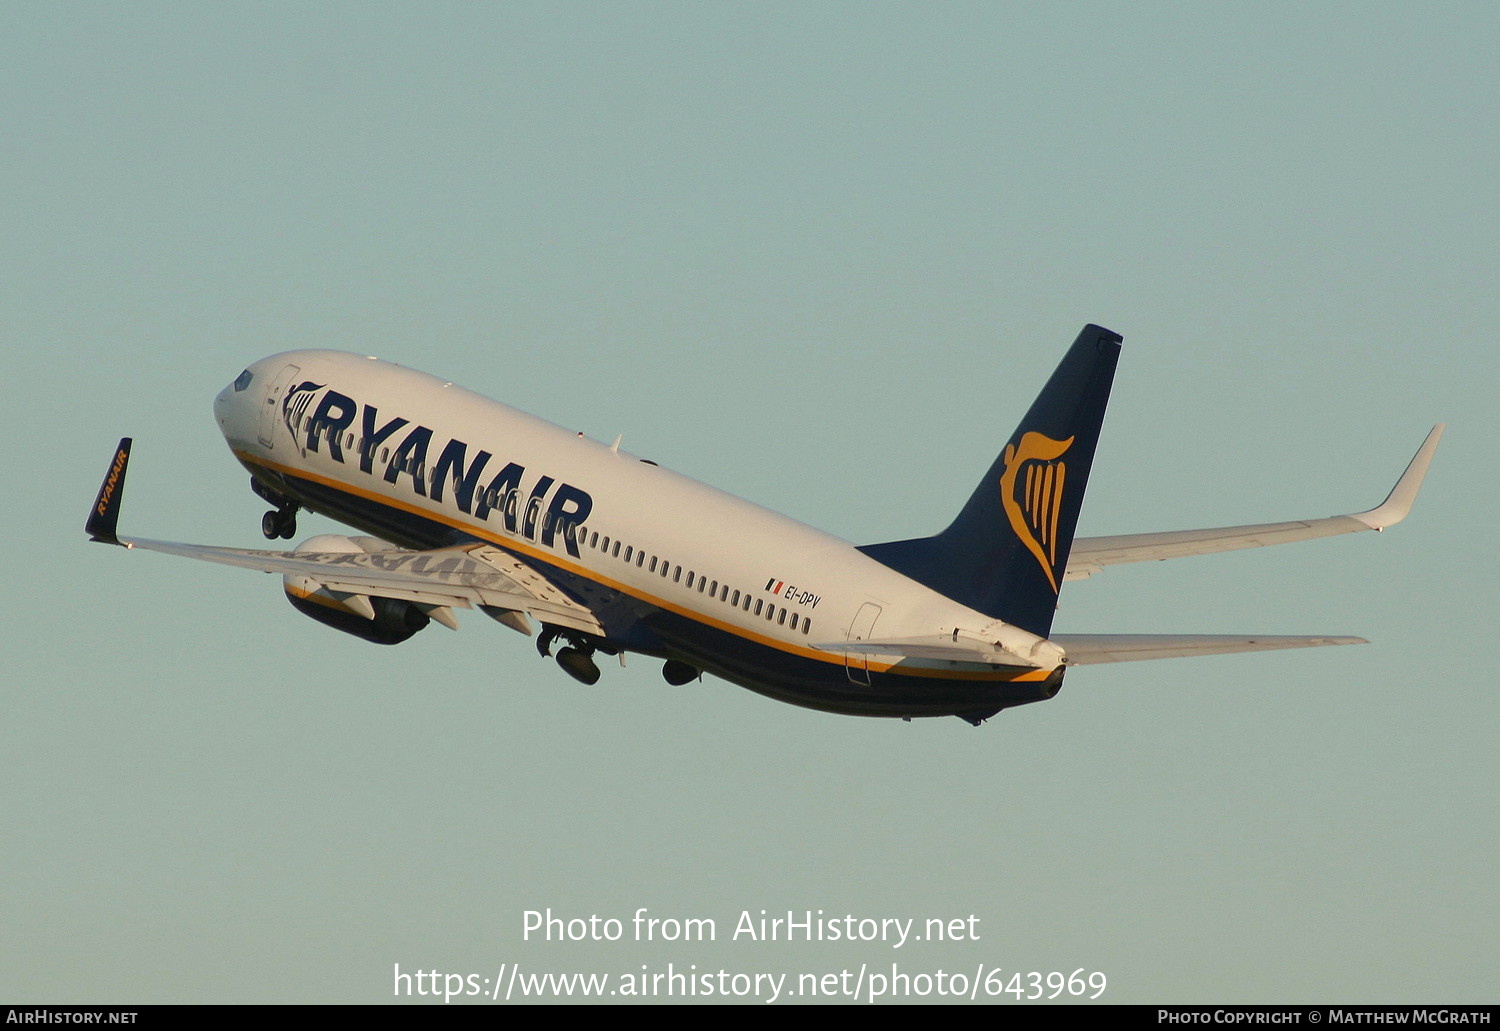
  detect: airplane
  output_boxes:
[86,325,1443,725]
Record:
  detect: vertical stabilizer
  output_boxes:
[859,325,1121,637]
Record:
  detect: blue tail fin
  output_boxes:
[859,324,1122,638]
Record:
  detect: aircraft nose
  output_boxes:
[213,369,256,443]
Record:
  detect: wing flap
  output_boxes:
[119,536,605,635]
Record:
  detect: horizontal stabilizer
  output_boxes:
[1065,425,1443,580]
[812,634,1062,670]
[1053,634,1366,665]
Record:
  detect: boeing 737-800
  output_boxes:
[87,325,1442,725]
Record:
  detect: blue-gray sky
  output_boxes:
[4,1,1493,1004]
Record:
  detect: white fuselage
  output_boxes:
[213,350,1056,718]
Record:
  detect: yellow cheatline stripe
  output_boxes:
[239,450,1051,684]
[284,582,355,614]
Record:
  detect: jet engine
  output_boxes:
[282,534,432,645]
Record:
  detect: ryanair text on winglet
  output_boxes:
[95,446,128,518]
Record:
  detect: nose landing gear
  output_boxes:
[251,477,299,540]
[261,508,298,540]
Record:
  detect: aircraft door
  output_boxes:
[258,364,301,448]
[845,602,882,685]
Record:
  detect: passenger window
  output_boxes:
[624,545,633,562]
[790,614,799,631]
[731,590,740,606]
[753,600,763,616]
[649,557,658,573]
[636,551,645,567]
[778,609,787,626]
[686,572,695,589]
[673,566,681,583]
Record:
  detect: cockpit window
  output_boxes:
[233,369,254,392]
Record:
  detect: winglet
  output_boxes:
[1353,424,1444,530]
[87,438,133,546]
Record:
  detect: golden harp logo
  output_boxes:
[999,431,1074,592]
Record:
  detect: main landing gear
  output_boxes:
[536,626,701,689]
[555,647,600,686]
[661,659,700,686]
[536,626,601,686]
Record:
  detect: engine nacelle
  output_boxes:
[282,534,431,645]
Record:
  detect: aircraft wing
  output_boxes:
[1064,425,1443,581]
[86,439,604,635]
